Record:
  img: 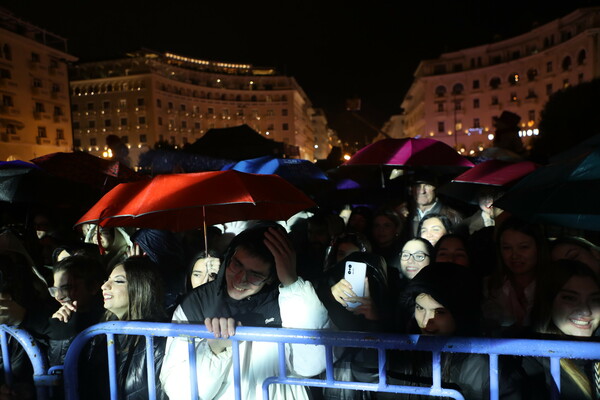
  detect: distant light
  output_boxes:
[527,130,533,136]
[217,79,221,83]
[533,129,539,135]
[518,131,523,137]
[314,144,319,148]
[488,134,494,140]
[343,154,351,161]
[469,150,475,155]
[265,131,270,135]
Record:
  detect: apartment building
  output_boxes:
[70,50,327,164]
[0,8,77,161]
[400,7,600,156]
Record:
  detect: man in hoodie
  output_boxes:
[160,223,330,400]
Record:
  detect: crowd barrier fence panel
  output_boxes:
[7,320,597,400]
[0,324,61,400]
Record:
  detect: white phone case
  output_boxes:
[344,261,367,308]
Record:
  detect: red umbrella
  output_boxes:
[344,138,474,168]
[31,151,146,192]
[76,170,316,232]
[438,160,540,204]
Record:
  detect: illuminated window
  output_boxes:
[508,73,519,85]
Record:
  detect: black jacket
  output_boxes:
[80,331,167,400]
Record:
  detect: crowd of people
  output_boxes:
[0,159,599,400]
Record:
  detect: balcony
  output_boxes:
[36,137,52,145]
[33,111,42,120]
[0,132,20,142]
[56,139,69,146]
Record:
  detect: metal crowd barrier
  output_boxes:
[56,321,600,400]
[0,324,60,400]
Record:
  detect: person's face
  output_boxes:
[552,276,600,337]
[190,257,221,289]
[51,270,92,308]
[336,242,361,262]
[101,265,129,319]
[34,215,51,240]
[419,217,447,246]
[347,214,367,233]
[478,195,503,218]
[91,228,114,250]
[415,293,456,335]
[412,183,436,207]
[372,215,398,247]
[225,247,271,300]
[435,237,470,267]
[551,243,600,276]
[500,229,538,277]
[307,222,330,247]
[400,240,431,280]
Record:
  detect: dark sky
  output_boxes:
[3,0,597,143]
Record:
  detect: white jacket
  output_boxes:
[160,278,330,400]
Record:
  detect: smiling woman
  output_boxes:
[523,260,600,399]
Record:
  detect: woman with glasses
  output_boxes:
[399,238,434,281]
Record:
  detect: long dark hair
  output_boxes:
[105,256,166,322]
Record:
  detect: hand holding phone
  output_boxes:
[344,261,367,309]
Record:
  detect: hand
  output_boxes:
[0,298,26,326]
[264,226,297,286]
[330,279,356,307]
[205,317,240,354]
[52,301,77,323]
[126,242,144,258]
[348,279,380,321]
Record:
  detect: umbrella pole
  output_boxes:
[380,165,386,188]
[203,206,208,252]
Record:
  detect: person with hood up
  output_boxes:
[160,223,331,400]
[377,262,523,400]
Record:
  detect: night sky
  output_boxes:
[2,0,597,144]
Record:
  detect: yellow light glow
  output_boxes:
[343,154,351,161]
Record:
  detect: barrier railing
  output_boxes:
[0,324,60,400]
[58,321,600,400]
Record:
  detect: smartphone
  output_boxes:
[344,261,367,309]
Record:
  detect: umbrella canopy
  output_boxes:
[31,151,146,191]
[0,160,97,207]
[344,138,474,169]
[438,160,539,205]
[222,156,330,193]
[494,148,600,231]
[76,170,317,232]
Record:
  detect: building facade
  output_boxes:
[70,50,326,164]
[400,7,600,156]
[0,9,77,161]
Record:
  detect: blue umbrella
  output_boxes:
[222,156,329,188]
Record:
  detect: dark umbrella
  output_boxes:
[31,151,146,192]
[494,148,600,231]
[438,160,539,205]
[0,160,96,208]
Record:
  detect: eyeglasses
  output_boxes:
[400,252,429,262]
[48,285,72,297]
[228,259,270,286]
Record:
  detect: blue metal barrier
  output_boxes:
[60,321,600,400]
[0,324,60,400]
